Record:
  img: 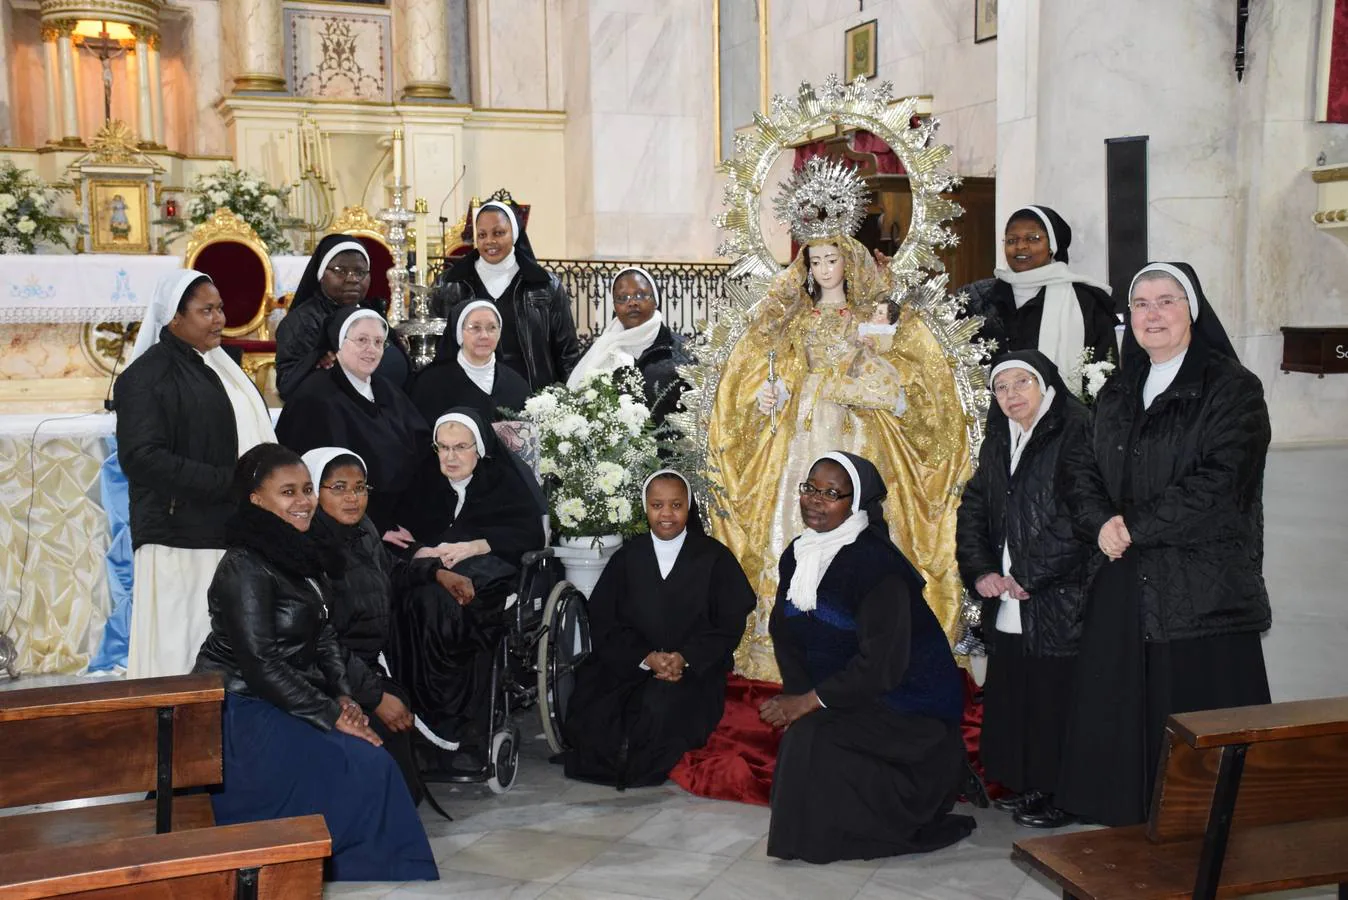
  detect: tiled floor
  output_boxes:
[4,445,1346,899]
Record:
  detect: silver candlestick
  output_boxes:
[377,179,415,327]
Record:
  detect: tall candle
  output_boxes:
[323,133,334,182]
[392,128,404,185]
[414,198,429,285]
[282,130,292,184]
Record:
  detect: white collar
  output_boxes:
[457,350,497,396]
[652,529,687,579]
[342,366,375,402]
[474,252,520,299]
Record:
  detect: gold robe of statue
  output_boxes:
[707,236,971,681]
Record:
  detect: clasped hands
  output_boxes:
[759,690,822,730]
[1098,514,1132,561]
[334,695,383,747]
[643,651,688,682]
[974,572,1029,600]
[413,538,490,571]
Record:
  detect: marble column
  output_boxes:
[131,28,154,146]
[398,0,452,100]
[40,27,61,145]
[147,33,165,147]
[54,20,81,144]
[231,0,286,92]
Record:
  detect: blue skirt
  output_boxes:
[211,693,438,883]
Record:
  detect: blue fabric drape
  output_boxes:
[88,436,133,672]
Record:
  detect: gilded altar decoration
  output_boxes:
[674,75,990,681]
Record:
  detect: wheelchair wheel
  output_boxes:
[486,726,520,794]
[537,580,590,754]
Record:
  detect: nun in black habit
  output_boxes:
[274,234,412,399]
[961,206,1118,381]
[275,306,431,534]
[1055,262,1271,827]
[563,470,755,788]
[386,407,546,758]
[761,452,974,864]
[409,298,530,426]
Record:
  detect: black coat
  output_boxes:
[194,505,352,731]
[275,365,432,534]
[274,294,412,400]
[635,324,692,426]
[956,389,1095,656]
[1060,337,1272,642]
[963,278,1118,367]
[114,327,246,550]
[431,254,581,391]
[408,356,531,426]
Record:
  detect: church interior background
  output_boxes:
[2,1,1348,896]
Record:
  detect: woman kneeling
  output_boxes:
[193,444,437,883]
[760,453,975,864]
[564,470,755,788]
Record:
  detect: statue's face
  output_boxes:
[808,244,845,291]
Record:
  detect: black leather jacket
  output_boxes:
[431,254,581,391]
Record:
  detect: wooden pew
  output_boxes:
[1013,696,1348,899]
[0,814,330,899]
[0,675,224,852]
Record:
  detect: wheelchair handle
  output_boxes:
[520,547,556,568]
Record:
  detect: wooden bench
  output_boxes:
[1014,696,1348,899]
[0,675,224,852]
[0,814,330,899]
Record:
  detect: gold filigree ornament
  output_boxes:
[671,74,993,496]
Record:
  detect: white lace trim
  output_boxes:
[0,306,148,325]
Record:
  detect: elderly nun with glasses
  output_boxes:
[115,270,276,678]
[1055,262,1272,827]
[409,297,531,426]
[275,234,413,399]
[276,305,431,533]
[566,266,692,425]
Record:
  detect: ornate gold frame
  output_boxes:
[329,204,391,248]
[183,207,276,338]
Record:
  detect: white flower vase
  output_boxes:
[552,534,623,597]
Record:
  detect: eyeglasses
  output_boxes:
[345,335,385,350]
[433,441,479,457]
[1002,234,1045,248]
[327,266,371,281]
[464,323,500,335]
[992,376,1038,397]
[321,483,374,496]
[798,483,853,503]
[1129,295,1186,314]
[615,292,655,305]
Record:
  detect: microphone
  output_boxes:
[437,165,468,254]
[102,328,131,411]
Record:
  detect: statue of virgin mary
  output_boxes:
[699,158,976,681]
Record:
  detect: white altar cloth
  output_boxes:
[0,254,312,324]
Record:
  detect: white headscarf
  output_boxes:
[994,207,1112,373]
[566,266,665,390]
[454,299,502,395]
[316,240,370,282]
[1128,262,1200,321]
[643,468,692,578]
[132,269,212,361]
[337,308,388,347]
[302,447,367,493]
[785,452,871,613]
[433,411,486,457]
[473,201,521,300]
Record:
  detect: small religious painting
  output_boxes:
[975,0,998,43]
[844,20,878,83]
[91,182,151,254]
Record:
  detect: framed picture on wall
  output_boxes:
[975,0,998,43]
[844,20,878,83]
[90,182,151,254]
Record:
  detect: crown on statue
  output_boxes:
[773,156,870,244]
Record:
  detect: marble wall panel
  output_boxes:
[285,4,392,101]
[167,3,227,156]
[487,0,549,108]
[5,10,45,147]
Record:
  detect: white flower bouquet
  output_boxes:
[1069,346,1116,404]
[173,165,292,252]
[521,367,661,538]
[0,162,72,254]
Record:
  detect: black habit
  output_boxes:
[563,529,755,788]
[408,356,530,426]
[633,324,691,426]
[963,278,1118,365]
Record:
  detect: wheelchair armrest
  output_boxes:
[520,547,555,568]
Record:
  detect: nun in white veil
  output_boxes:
[115,270,275,678]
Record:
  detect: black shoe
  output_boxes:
[1014,803,1077,829]
[961,759,990,808]
[991,791,1024,812]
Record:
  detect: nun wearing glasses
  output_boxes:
[432,199,580,390]
[276,306,430,533]
[1055,262,1271,827]
[566,266,691,425]
[760,452,974,863]
[275,234,412,399]
[115,270,276,678]
[409,298,530,426]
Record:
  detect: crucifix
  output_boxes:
[78,22,128,123]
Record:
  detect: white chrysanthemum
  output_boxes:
[262,194,280,209]
[16,217,36,235]
[0,194,16,212]
[557,440,573,456]
[208,190,229,206]
[556,497,587,529]
[593,461,628,495]
[539,456,559,477]
[583,388,598,402]
[605,496,632,524]
[524,392,559,419]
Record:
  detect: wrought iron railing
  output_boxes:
[425,256,732,343]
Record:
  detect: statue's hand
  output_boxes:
[755,381,790,414]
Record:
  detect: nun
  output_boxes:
[302,446,475,806]
[1056,262,1272,827]
[274,234,412,399]
[276,306,430,533]
[566,267,691,424]
[114,270,276,678]
[760,452,975,864]
[961,206,1117,382]
[409,298,530,426]
[955,350,1094,828]
[562,470,755,788]
[431,199,581,390]
[386,407,546,762]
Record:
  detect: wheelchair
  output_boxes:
[429,546,591,793]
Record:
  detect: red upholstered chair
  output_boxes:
[329,206,394,310]
[183,208,277,392]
